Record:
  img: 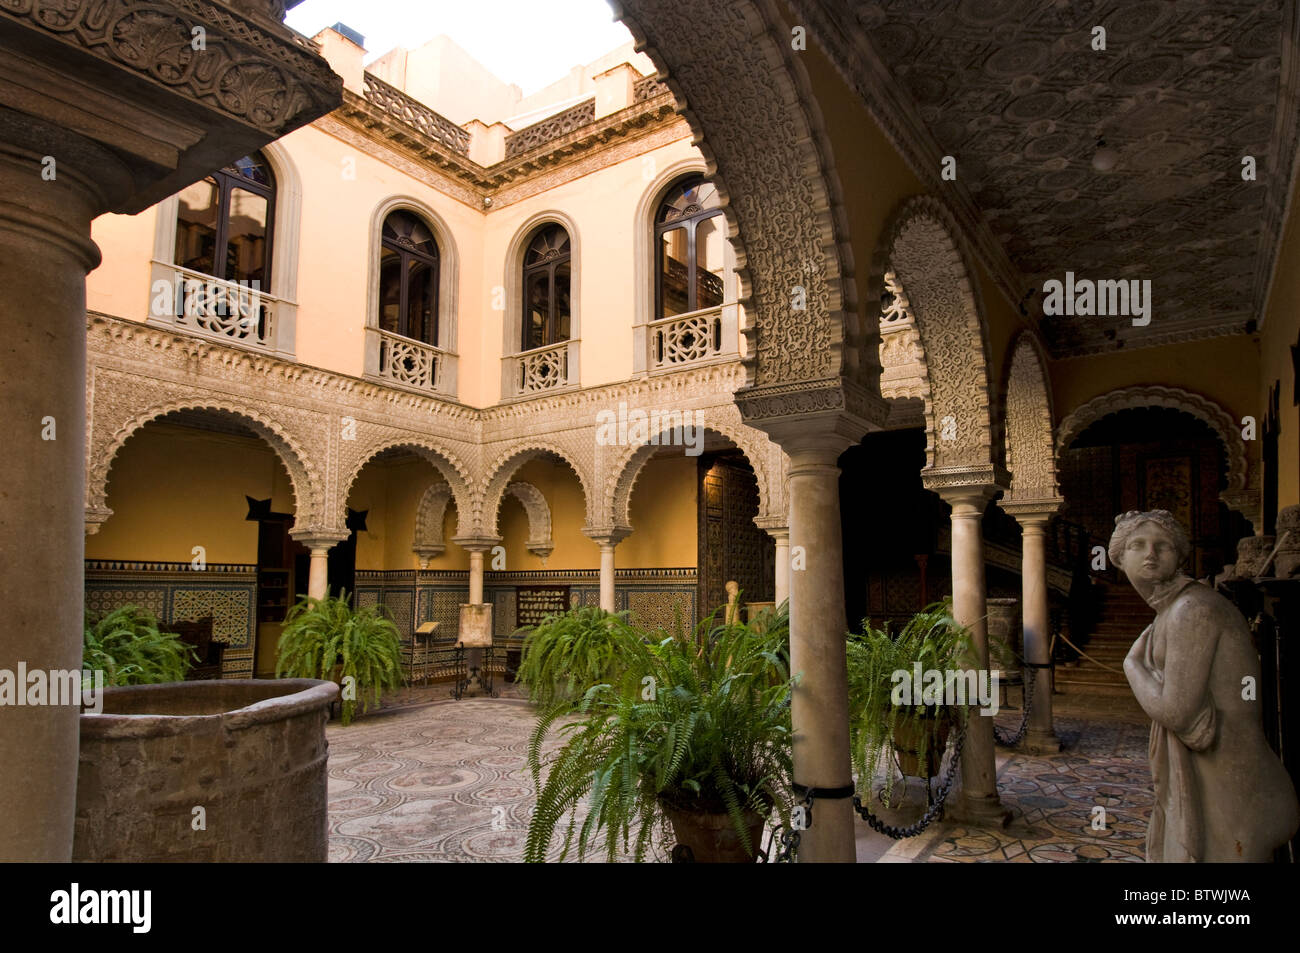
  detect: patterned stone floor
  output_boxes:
[326,683,1154,863]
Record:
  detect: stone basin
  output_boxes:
[74,678,338,862]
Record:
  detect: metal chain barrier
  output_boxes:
[852,716,968,839]
[992,659,1042,748]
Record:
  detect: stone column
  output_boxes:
[290,531,348,602]
[1002,501,1062,754]
[784,437,857,862]
[584,527,630,613]
[0,136,106,863]
[935,484,1007,824]
[0,0,342,863]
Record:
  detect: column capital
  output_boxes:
[583,525,632,548]
[931,482,1000,513]
[735,377,884,458]
[289,528,349,550]
[451,535,502,554]
[921,463,1011,496]
[1000,497,1062,526]
[84,506,113,536]
[752,516,789,538]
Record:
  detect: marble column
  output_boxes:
[936,485,1007,823]
[291,532,348,601]
[584,527,630,613]
[1003,502,1062,754]
[451,537,499,696]
[785,438,857,862]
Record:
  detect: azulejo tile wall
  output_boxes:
[84,561,257,677]
[355,568,699,643]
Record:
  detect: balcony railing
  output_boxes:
[650,306,723,370]
[157,265,277,350]
[504,99,596,158]
[377,329,447,392]
[515,341,570,394]
[362,73,471,155]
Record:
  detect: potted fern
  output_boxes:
[518,604,795,862]
[846,599,973,804]
[274,589,404,725]
[83,605,198,687]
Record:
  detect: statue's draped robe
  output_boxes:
[1128,574,1299,862]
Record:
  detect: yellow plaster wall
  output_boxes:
[1261,191,1300,508]
[620,454,698,567]
[87,207,157,318]
[347,460,469,572]
[85,424,295,563]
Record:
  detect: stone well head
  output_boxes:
[75,679,338,863]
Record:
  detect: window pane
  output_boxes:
[524,271,549,350]
[659,227,688,318]
[554,262,571,342]
[406,259,435,343]
[382,211,437,258]
[228,153,272,188]
[526,225,569,266]
[379,247,401,335]
[694,213,725,310]
[175,178,219,276]
[226,187,268,286]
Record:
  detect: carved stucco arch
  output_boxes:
[1056,385,1248,508]
[1001,331,1059,502]
[501,482,555,559]
[482,440,594,535]
[868,195,998,475]
[608,416,773,530]
[340,437,475,537]
[614,0,869,391]
[412,482,454,565]
[88,400,322,533]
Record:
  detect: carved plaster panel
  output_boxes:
[1002,333,1059,501]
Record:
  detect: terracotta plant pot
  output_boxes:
[892,712,951,778]
[661,801,767,863]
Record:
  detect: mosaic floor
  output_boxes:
[325,684,1154,863]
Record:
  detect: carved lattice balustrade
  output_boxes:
[377,329,447,392]
[362,73,471,155]
[515,341,569,394]
[504,99,596,158]
[163,265,277,350]
[650,306,723,370]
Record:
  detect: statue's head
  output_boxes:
[1109,510,1190,586]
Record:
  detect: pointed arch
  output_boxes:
[412,482,454,564]
[866,195,998,477]
[482,440,593,535]
[1056,385,1247,505]
[340,436,474,537]
[88,401,320,533]
[1001,331,1059,502]
[503,482,554,559]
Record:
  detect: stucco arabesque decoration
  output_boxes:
[1,0,341,135]
[85,312,788,549]
[1056,384,1257,525]
[869,196,1009,494]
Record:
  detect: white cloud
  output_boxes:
[286,0,634,95]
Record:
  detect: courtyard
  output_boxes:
[324,686,1152,863]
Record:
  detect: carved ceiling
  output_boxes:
[835,0,1293,355]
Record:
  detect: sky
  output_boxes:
[285,0,635,95]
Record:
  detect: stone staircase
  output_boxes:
[1055,582,1153,695]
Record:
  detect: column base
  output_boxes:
[948,793,1013,828]
[1019,728,1062,756]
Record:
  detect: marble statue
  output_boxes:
[1111,510,1299,862]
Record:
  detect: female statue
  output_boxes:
[1111,510,1298,862]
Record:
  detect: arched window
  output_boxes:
[378,210,439,345]
[655,176,724,320]
[174,152,275,288]
[521,224,571,351]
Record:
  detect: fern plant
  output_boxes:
[83,605,197,687]
[846,599,973,803]
[274,589,404,725]
[519,603,795,862]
